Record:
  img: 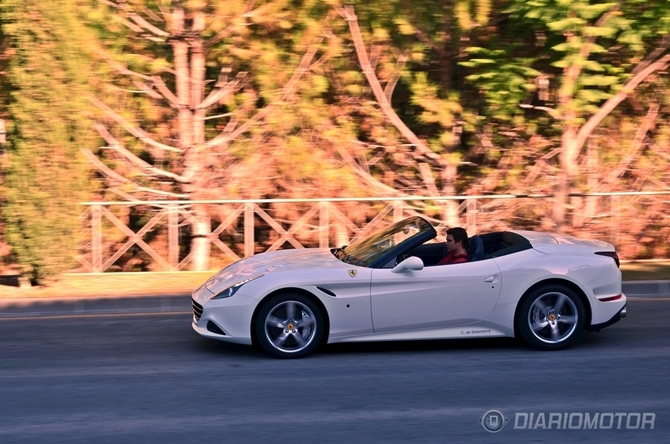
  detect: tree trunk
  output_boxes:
[190,203,211,271]
[440,161,460,226]
[584,139,599,222]
[554,124,580,233]
[170,7,193,149]
[438,0,455,92]
[172,7,210,270]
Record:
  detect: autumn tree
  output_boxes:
[311,1,497,225]
[463,0,670,231]
[0,0,98,283]
[89,0,499,271]
[89,0,353,270]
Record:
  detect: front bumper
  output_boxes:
[190,285,257,345]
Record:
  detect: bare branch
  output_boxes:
[632,35,670,75]
[100,0,169,38]
[151,76,181,107]
[334,144,403,196]
[96,46,184,108]
[82,147,189,198]
[97,0,118,7]
[114,185,189,199]
[198,36,322,151]
[95,47,153,82]
[575,53,670,151]
[132,79,163,100]
[140,5,163,23]
[90,96,183,153]
[108,187,138,201]
[339,4,456,199]
[93,123,189,184]
[596,102,660,191]
[418,162,439,195]
[128,13,170,38]
[134,187,189,199]
[384,51,409,103]
[411,25,442,54]
[339,5,441,164]
[224,117,239,133]
[518,104,564,120]
[205,0,257,48]
[198,71,248,110]
[81,146,132,184]
[112,14,144,33]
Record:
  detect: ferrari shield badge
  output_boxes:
[348,269,357,278]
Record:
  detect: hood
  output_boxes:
[204,248,346,292]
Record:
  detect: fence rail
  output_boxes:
[77,192,670,272]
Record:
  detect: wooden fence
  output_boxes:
[77,192,670,272]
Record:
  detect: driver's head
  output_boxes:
[445,227,468,252]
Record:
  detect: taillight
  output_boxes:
[599,294,623,302]
[596,251,620,268]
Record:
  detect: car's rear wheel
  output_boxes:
[517,285,586,350]
[255,293,324,358]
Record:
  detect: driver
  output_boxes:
[438,227,469,265]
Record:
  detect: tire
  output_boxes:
[517,284,586,351]
[254,293,324,358]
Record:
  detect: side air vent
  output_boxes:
[317,287,337,297]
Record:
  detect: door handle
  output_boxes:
[484,275,496,283]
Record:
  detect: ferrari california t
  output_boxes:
[192,216,627,358]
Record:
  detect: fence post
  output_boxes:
[611,195,620,249]
[320,201,330,248]
[393,200,404,222]
[244,202,255,257]
[91,204,102,272]
[466,198,478,234]
[168,204,179,270]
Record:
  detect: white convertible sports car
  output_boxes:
[192,216,627,358]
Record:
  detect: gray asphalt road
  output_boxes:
[0,298,668,444]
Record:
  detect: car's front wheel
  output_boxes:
[517,285,586,350]
[254,293,324,358]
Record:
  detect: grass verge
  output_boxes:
[0,271,215,299]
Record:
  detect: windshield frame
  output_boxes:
[335,216,437,268]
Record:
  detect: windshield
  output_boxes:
[336,217,434,267]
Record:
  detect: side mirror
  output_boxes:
[392,256,424,273]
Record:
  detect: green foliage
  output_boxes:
[0,0,96,282]
[460,47,540,120]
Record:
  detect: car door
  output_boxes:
[370,259,502,332]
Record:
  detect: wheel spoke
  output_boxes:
[293,331,306,347]
[266,315,285,329]
[550,323,561,341]
[553,293,567,313]
[534,299,549,316]
[558,315,576,325]
[531,319,549,332]
[285,301,296,319]
[299,315,315,328]
[272,331,289,347]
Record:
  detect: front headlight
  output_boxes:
[210,275,264,300]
